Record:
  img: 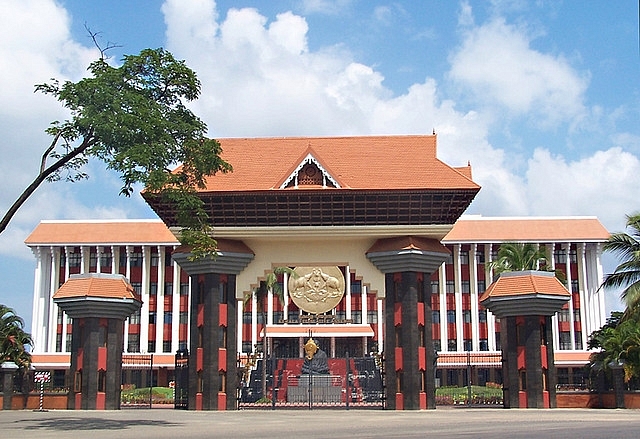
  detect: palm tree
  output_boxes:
[600,213,640,317]
[488,242,558,276]
[243,267,297,401]
[0,304,32,369]
[588,312,640,383]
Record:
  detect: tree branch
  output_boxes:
[0,133,95,235]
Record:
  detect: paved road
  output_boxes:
[1,407,640,439]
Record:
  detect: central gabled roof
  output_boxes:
[145,135,480,228]
[198,135,479,192]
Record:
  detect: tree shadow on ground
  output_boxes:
[14,417,180,431]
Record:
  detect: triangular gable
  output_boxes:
[279,148,342,189]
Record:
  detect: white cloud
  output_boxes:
[448,14,589,127]
[297,0,354,15]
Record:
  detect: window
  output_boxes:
[431,281,439,295]
[99,253,112,268]
[351,310,362,324]
[446,280,455,294]
[151,252,160,267]
[476,251,485,264]
[351,280,362,294]
[460,251,469,265]
[463,339,472,351]
[573,309,581,322]
[477,280,486,293]
[164,282,173,295]
[367,310,377,324]
[447,310,456,324]
[132,282,142,295]
[559,331,571,350]
[130,310,141,325]
[180,283,189,296]
[164,312,173,325]
[179,311,189,325]
[432,311,440,324]
[68,252,81,268]
[273,311,284,324]
[574,332,583,350]
[165,251,173,266]
[149,282,158,296]
[148,341,156,353]
[558,309,570,322]
[571,280,579,293]
[479,339,489,351]
[242,312,252,324]
[463,310,471,323]
[461,280,470,294]
[478,309,487,323]
[130,251,143,267]
[163,341,172,353]
[149,312,157,325]
[447,339,457,352]
[89,252,98,267]
[127,334,140,353]
[242,341,253,354]
[433,340,441,352]
[554,249,567,264]
[569,249,577,263]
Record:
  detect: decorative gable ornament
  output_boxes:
[280,153,341,189]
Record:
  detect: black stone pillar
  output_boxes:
[188,273,238,410]
[384,272,435,410]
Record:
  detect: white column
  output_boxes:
[346,265,352,320]
[237,298,243,355]
[30,247,47,353]
[453,244,463,351]
[267,279,274,326]
[469,244,479,352]
[485,244,497,352]
[595,243,606,329]
[361,284,368,324]
[153,245,164,353]
[330,337,336,358]
[80,245,89,273]
[564,243,575,350]
[111,245,118,274]
[48,247,61,353]
[377,298,383,353]
[96,246,102,274]
[548,243,560,352]
[171,250,181,353]
[60,247,73,353]
[283,272,289,321]
[438,263,447,351]
[251,294,258,353]
[577,243,589,349]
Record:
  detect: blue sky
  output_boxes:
[1,0,639,331]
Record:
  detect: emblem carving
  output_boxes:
[288,266,345,314]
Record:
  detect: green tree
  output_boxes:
[487,242,564,277]
[588,312,640,383]
[600,213,640,317]
[0,47,231,257]
[244,267,297,401]
[0,304,32,369]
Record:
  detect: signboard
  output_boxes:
[34,371,51,383]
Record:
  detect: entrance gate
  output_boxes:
[121,354,155,408]
[238,355,385,409]
[435,352,503,406]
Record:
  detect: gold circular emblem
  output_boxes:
[288,266,345,315]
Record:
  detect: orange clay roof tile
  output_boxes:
[53,274,138,300]
[197,135,479,192]
[479,271,570,302]
[444,216,609,243]
[25,220,179,245]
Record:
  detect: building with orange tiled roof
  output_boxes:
[23,135,609,410]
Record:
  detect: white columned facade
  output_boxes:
[377,298,383,353]
[485,244,497,352]
[453,244,463,351]
[577,243,590,349]
[153,245,163,353]
[171,249,181,353]
[563,243,576,350]
[438,263,447,351]
[469,244,480,351]
[345,265,352,320]
[48,247,61,353]
[549,243,560,352]
[30,247,47,352]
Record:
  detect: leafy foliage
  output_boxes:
[600,213,640,317]
[588,312,640,382]
[1,48,231,257]
[0,304,32,369]
[487,242,565,282]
